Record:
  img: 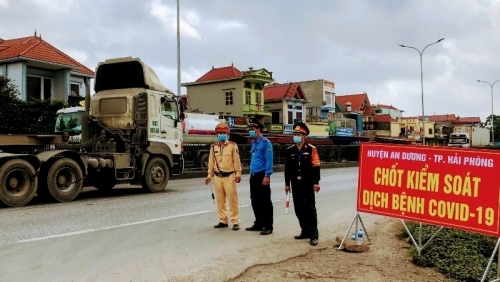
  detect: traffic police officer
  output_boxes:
[284,122,321,246]
[205,122,243,230]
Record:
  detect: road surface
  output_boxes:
[0,167,360,282]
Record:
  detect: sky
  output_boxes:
[1,0,499,122]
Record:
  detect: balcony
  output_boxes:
[283,124,293,133]
[243,104,271,116]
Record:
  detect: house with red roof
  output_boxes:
[263,82,309,133]
[181,65,274,122]
[335,93,376,136]
[454,116,481,126]
[0,32,94,105]
[375,104,403,119]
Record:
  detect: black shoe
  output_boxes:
[232,224,240,231]
[310,239,318,246]
[294,234,309,240]
[245,225,263,231]
[214,222,228,228]
[260,228,273,235]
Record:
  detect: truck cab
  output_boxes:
[84,57,185,188]
[448,133,470,148]
[55,106,85,144]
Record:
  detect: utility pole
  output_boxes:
[399,38,444,146]
[176,0,181,96]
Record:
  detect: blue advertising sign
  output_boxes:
[336,127,354,137]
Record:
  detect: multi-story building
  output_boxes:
[181,65,274,121]
[299,79,336,121]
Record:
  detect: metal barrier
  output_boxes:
[182,144,360,171]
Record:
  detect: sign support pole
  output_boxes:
[401,220,443,256]
[481,237,500,282]
[337,212,372,251]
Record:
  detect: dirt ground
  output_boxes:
[230,218,457,282]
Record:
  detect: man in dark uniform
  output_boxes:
[284,122,321,246]
[245,117,274,235]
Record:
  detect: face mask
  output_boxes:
[249,130,256,138]
[218,134,227,142]
[293,136,302,144]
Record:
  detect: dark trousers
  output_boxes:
[249,171,273,230]
[291,180,318,239]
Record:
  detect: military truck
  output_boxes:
[0,57,185,207]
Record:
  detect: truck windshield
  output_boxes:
[55,111,84,134]
[449,138,467,144]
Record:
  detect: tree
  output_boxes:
[0,75,66,134]
[482,114,500,142]
[0,76,22,133]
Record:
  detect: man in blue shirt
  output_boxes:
[245,117,274,235]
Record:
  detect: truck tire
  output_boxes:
[200,154,209,170]
[94,169,117,191]
[141,157,169,192]
[46,158,83,202]
[0,159,38,207]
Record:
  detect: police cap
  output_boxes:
[248,117,264,130]
[215,122,230,133]
[293,122,310,136]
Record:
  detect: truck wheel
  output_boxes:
[141,157,169,192]
[0,159,38,207]
[200,154,209,170]
[46,158,83,202]
[94,170,117,191]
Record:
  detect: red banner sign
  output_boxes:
[357,143,500,237]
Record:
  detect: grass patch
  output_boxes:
[400,222,499,282]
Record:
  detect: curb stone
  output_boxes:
[171,162,359,180]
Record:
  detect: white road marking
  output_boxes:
[10,199,292,246]
[13,209,214,245]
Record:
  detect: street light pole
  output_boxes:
[477,79,500,145]
[176,0,181,97]
[399,38,444,146]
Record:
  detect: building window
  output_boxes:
[324,91,334,105]
[295,111,302,122]
[70,83,80,97]
[27,76,51,100]
[225,91,233,105]
[272,111,280,124]
[255,92,262,105]
[288,111,294,124]
[245,91,251,105]
[428,128,433,135]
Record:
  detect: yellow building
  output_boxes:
[390,118,435,141]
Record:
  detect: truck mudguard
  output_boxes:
[36,150,87,176]
[142,142,174,173]
[0,152,41,171]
